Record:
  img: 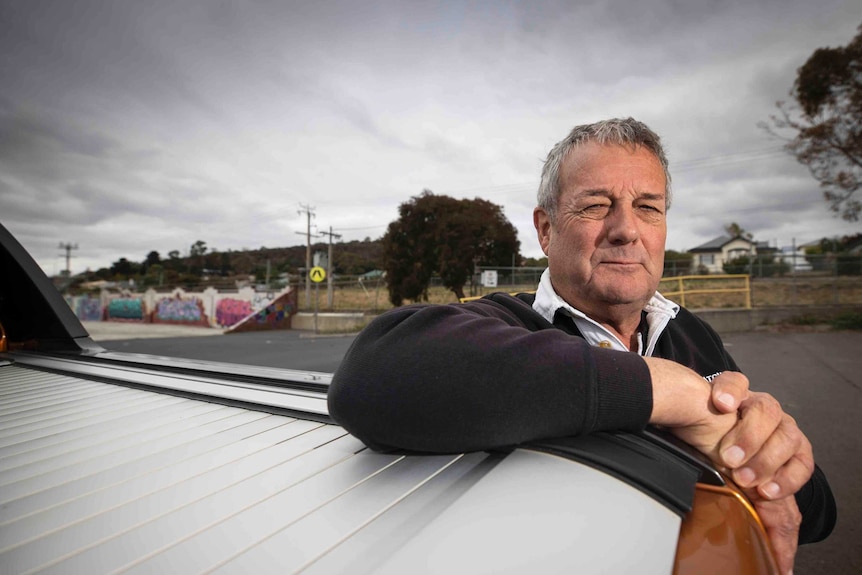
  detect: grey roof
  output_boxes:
[688,235,755,253]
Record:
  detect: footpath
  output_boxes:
[82,322,224,341]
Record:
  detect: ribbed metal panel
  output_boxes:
[0,362,681,574]
[0,364,477,574]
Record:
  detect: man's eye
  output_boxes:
[583,204,610,213]
[639,204,662,213]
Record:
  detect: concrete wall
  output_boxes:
[69,286,295,329]
[695,304,862,335]
[291,312,371,333]
[290,305,862,336]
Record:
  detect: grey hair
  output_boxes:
[536,117,672,219]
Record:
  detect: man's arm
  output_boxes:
[330,297,748,457]
[329,298,655,453]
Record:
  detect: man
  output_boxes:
[328,118,835,574]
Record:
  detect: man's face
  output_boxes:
[534,142,667,316]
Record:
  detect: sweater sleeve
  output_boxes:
[328,295,653,453]
[795,464,837,544]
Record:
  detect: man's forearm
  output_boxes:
[329,301,653,452]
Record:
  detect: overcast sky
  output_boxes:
[2,0,860,276]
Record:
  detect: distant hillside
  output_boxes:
[188,239,383,278]
[75,239,384,290]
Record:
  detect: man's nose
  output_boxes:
[605,206,639,245]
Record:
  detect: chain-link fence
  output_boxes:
[289,257,862,312]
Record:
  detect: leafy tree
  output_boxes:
[144,250,161,266]
[110,257,140,279]
[189,240,208,257]
[141,250,161,275]
[141,263,164,287]
[724,222,752,239]
[521,255,549,267]
[382,191,520,305]
[763,24,862,220]
[219,251,233,276]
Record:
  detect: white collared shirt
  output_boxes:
[531,268,679,356]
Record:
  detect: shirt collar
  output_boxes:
[532,268,679,356]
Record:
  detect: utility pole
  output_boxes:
[318,226,342,308]
[296,204,316,308]
[57,242,78,277]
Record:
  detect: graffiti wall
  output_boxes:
[152,297,208,326]
[227,290,298,333]
[254,301,292,324]
[76,297,103,321]
[107,298,145,321]
[215,299,253,328]
[69,286,296,331]
[65,296,103,321]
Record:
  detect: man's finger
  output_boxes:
[710,371,750,413]
[729,412,803,487]
[753,496,801,575]
[756,452,815,501]
[718,392,782,469]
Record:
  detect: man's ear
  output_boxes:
[533,207,552,256]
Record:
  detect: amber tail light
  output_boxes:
[674,481,779,575]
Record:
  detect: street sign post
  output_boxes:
[309,267,326,333]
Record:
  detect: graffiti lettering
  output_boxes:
[107,298,144,320]
[254,301,295,325]
[156,298,203,322]
[216,298,253,327]
[76,298,102,321]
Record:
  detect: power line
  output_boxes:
[336,224,388,231]
[435,146,790,198]
[674,147,787,172]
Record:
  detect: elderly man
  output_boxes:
[328,118,835,573]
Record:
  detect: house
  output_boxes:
[688,235,759,274]
[778,246,813,272]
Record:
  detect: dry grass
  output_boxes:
[298,275,862,313]
[298,282,531,313]
[659,275,862,310]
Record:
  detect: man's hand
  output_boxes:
[711,374,813,575]
[751,494,802,575]
[711,376,815,500]
[645,358,741,460]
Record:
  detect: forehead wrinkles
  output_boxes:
[560,144,666,199]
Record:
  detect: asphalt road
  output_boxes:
[97,328,357,373]
[721,330,861,574]
[96,326,862,574]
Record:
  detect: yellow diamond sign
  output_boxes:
[309,266,326,283]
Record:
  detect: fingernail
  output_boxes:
[723,445,745,467]
[762,482,781,499]
[736,467,755,485]
[717,392,735,409]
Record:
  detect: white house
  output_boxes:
[778,246,813,271]
[688,235,758,274]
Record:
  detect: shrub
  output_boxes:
[831,313,862,330]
